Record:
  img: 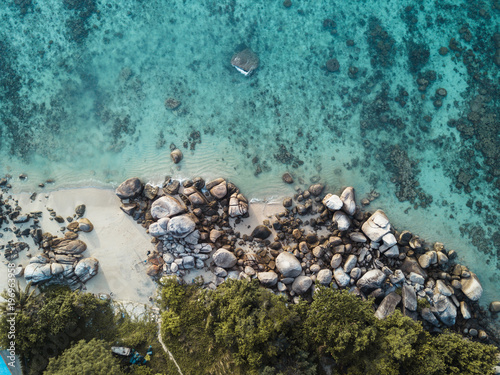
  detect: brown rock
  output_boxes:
[170,149,183,164]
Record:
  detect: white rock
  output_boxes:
[316,269,333,285]
[276,252,302,278]
[343,255,357,273]
[292,276,313,294]
[167,215,196,238]
[322,194,343,211]
[258,271,278,287]
[149,222,168,237]
[340,187,356,215]
[334,267,350,288]
[213,249,237,269]
[361,209,391,242]
[460,273,483,301]
[382,233,397,247]
[333,211,350,231]
[150,195,186,219]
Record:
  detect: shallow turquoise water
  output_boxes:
[0,1,498,301]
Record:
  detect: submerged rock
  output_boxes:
[170,149,183,164]
[167,214,196,238]
[231,48,259,76]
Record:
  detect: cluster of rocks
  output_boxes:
[23,219,99,286]
[115,176,249,278]
[0,183,100,287]
[116,176,499,343]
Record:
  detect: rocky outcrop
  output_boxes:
[74,258,99,283]
[460,273,483,301]
[115,177,143,199]
[357,269,386,292]
[340,187,356,216]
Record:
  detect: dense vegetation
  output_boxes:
[159,278,499,375]
[0,283,176,374]
[0,279,498,374]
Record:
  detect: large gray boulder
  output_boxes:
[151,195,187,219]
[213,249,237,269]
[228,193,249,217]
[292,276,313,294]
[24,263,52,283]
[75,257,99,283]
[356,269,387,292]
[333,211,350,231]
[432,294,457,326]
[375,292,401,319]
[340,187,356,216]
[322,194,343,211]
[316,269,333,285]
[167,215,196,238]
[258,271,278,287]
[149,221,168,237]
[115,177,143,199]
[275,252,302,278]
[231,48,259,76]
[460,273,483,301]
[402,284,417,311]
[334,267,350,288]
[53,240,87,255]
[361,210,391,242]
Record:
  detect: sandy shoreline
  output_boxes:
[0,187,283,305]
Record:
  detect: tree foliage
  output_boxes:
[44,338,121,375]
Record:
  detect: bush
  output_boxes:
[44,338,120,375]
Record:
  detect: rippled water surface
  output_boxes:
[0,1,498,301]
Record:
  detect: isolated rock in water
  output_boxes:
[115,177,143,199]
[375,292,401,319]
[75,257,99,283]
[340,187,356,215]
[77,218,94,232]
[275,252,302,278]
[361,209,391,242]
[53,240,87,255]
[251,225,272,240]
[258,271,278,287]
[167,214,196,238]
[316,269,333,285]
[151,195,187,219]
[228,193,248,217]
[333,211,350,231]
[322,194,343,211]
[357,269,386,292]
[213,249,237,269]
[460,273,483,301]
[292,276,313,294]
[489,301,500,313]
[282,172,294,184]
[24,263,52,283]
[149,222,168,237]
[231,48,259,76]
[308,184,324,196]
[170,149,183,164]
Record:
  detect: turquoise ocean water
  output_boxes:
[0,1,498,302]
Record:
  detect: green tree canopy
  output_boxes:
[44,338,121,375]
